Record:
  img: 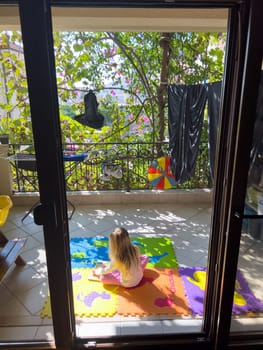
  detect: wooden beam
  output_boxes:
[0,6,228,32]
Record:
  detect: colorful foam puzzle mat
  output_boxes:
[180,267,263,315]
[41,266,263,318]
[41,237,263,318]
[70,236,178,268]
[41,267,190,318]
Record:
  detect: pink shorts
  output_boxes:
[100,254,149,286]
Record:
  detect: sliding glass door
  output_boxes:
[231,61,263,335]
[13,0,263,349]
[211,1,263,348]
[0,3,55,345]
[18,1,75,349]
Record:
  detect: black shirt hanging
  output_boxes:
[75,90,105,129]
[168,83,207,184]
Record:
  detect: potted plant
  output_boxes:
[0,115,9,144]
[0,134,9,144]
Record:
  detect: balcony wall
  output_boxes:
[11,188,213,208]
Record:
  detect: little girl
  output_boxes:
[92,227,148,288]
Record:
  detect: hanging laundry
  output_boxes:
[168,83,207,184]
[168,81,223,185]
[100,161,123,181]
[75,90,105,129]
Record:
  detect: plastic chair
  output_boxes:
[0,195,12,228]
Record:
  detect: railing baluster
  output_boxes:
[9,141,210,192]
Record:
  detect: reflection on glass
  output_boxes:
[231,66,263,332]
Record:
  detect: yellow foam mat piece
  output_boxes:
[41,268,118,318]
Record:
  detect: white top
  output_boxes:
[103,259,143,288]
[120,261,143,288]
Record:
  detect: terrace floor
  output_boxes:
[0,195,262,343]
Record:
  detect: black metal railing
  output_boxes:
[8,142,211,193]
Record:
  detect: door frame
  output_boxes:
[18,0,75,348]
[212,0,263,348]
[203,0,250,342]
[6,0,261,349]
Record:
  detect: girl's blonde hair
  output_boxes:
[109,227,139,271]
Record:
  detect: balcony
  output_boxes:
[1,142,262,343]
[0,199,211,342]
[1,199,263,343]
[8,141,211,194]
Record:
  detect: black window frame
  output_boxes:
[0,0,262,349]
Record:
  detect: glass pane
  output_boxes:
[0,6,54,343]
[49,6,228,339]
[231,62,263,332]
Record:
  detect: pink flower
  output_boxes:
[141,115,149,123]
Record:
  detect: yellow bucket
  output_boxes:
[0,195,13,227]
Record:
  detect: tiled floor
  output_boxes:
[0,201,262,343]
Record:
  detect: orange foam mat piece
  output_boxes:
[117,268,190,316]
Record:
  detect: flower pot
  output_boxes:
[0,134,9,144]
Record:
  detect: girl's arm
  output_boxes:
[101,261,115,274]
[134,245,141,261]
[93,260,117,276]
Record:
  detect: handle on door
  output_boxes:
[234,212,263,219]
[33,202,57,226]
